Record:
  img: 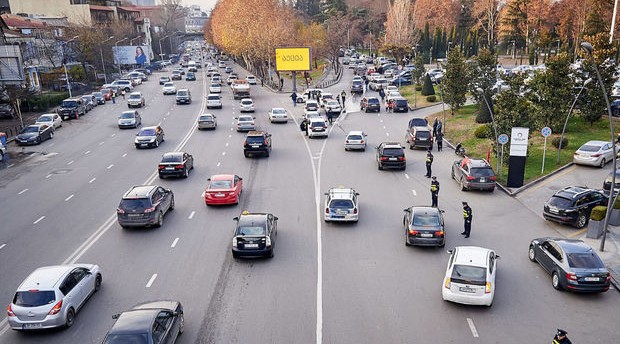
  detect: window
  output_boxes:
[71,268,87,284]
[59,274,78,295]
[13,290,55,307]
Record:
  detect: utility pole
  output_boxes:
[611,0,619,44]
[100,36,114,84]
[61,36,79,98]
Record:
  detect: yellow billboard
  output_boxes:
[275,47,311,71]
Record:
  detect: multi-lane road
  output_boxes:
[0,59,618,344]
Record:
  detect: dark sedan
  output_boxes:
[403,206,445,247]
[528,238,610,292]
[15,124,54,145]
[158,151,194,178]
[232,211,277,258]
[103,300,184,344]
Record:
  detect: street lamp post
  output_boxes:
[129,35,141,46]
[115,37,128,75]
[100,35,115,85]
[61,36,79,98]
[477,87,500,172]
[580,41,616,252]
[557,78,592,163]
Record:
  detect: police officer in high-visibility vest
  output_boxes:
[461,201,472,238]
[430,176,439,207]
[552,329,572,344]
[425,150,434,178]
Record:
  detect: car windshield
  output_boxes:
[246,136,265,144]
[368,98,380,104]
[208,96,220,100]
[210,84,219,87]
[160,77,168,81]
[129,94,141,99]
[237,226,265,236]
[451,265,487,286]
[567,252,605,268]
[409,118,428,127]
[395,99,408,106]
[161,155,182,163]
[103,334,149,344]
[470,168,495,177]
[62,100,78,107]
[138,129,156,136]
[580,145,602,152]
[81,96,91,101]
[120,199,151,210]
[22,126,39,133]
[382,148,403,155]
[347,135,363,140]
[120,113,135,119]
[37,115,52,122]
[164,83,174,87]
[199,115,213,121]
[177,91,188,96]
[548,196,573,208]
[13,290,55,307]
[271,108,284,114]
[352,81,362,86]
[327,101,339,106]
[210,180,232,189]
[94,92,103,97]
[329,199,354,209]
[412,214,440,226]
[239,116,253,122]
[242,101,253,106]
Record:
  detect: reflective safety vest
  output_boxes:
[426,154,433,164]
[463,207,472,219]
[430,181,439,192]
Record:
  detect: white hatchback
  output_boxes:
[442,246,499,307]
[246,75,257,85]
[206,94,222,109]
[344,131,367,151]
[268,107,288,123]
[240,98,255,113]
[209,83,222,93]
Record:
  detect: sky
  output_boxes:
[182,0,218,12]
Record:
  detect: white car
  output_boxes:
[246,75,257,85]
[324,187,360,222]
[209,83,222,93]
[385,85,399,93]
[235,115,255,132]
[319,93,334,107]
[324,100,342,114]
[127,92,145,108]
[369,78,388,91]
[344,131,367,151]
[218,61,226,68]
[442,246,499,307]
[239,98,255,113]
[304,110,322,120]
[197,113,217,130]
[35,113,62,129]
[206,94,222,109]
[573,140,618,167]
[226,75,238,85]
[111,80,133,92]
[308,118,328,138]
[386,91,402,102]
[162,82,177,95]
[268,107,288,123]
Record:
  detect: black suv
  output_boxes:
[451,158,496,191]
[231,211,278,258]
[376,142,406,170]
[117,185,175,228]
[351,80,364,93]
[243,131,272,157]
[392,97,409,112]
[360,97,381,113]
[405,126,433,150]
[176,89,192,104]
[543,186,607,228]
[58,98,86,120]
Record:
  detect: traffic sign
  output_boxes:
[541,127,552,137]
[498,133,509,145]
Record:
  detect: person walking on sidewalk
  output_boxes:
[432,117,439,137]
[291,92,298,107]
[424,150,433,177]
[340,90,347,106]
[430,176,440,207]
[461,202,472,238]
[435,130,443,151]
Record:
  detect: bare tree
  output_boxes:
[385,0,415,46]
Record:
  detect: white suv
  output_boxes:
[127,92,145,108]
[206,94,223,109]
[442,246,499,307]
[308,118,328,138]
[324,187,359,222]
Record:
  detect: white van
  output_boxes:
[187,61,197,72]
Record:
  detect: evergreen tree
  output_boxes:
[442,48,468,115]
[422,74,436,96]
[493,74,533,136]
[467,48,497,123]
[413,55,426,85]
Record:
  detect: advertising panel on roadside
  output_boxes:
[275,47,311,71]
[112,45,151,66]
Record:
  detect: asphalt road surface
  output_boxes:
[0,60,617,344]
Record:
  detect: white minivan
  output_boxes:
[442,246,499,307]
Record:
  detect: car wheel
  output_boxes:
[36,137,41,144]
[244,152,249,158]
[232,251,239,259]
[600,158,606,168]
[155,212,163,227]
[94,274,102,291]
[169,197,175,210]
[552,271,563,290]
[265,150,270,157]
[268,248,274,258]
[409,144,414,150]
[49,131,54,139]
[451,170,455,179]
[575,213,587,228]
[65,308,75,328]
[528,245,537,262]
[178,313,185,334]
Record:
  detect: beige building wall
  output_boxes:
[9,0,91,25]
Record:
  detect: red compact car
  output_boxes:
[100,88,113,100]
[204,174,243,205]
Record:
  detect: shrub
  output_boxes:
[475,95,493,123]
[615,197,620,209]
[421,74,435,96]
[474,124,492,139]
[426,95,437,102]
[590,206,607,221]
[415,85,422,91]
[551,136,568,149]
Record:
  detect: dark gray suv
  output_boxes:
[117,185,174,228]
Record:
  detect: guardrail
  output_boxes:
[315,63,343,89]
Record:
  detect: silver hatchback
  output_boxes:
[8,264,102,330]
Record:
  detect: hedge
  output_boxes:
[590,206,607,221]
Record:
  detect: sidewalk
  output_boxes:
[580,227,620,291]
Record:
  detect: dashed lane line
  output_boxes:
[17,188,28,195]
[145,274,158,288]
[64,194,74,202]
[466,318,479,337]
[107,164,114,169]
[33,216,45,225]
[67,160,74,165]
[188,211,195,219]
[88,177,96,183]
[171,238,179,248]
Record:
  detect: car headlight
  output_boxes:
[148,138,155,142]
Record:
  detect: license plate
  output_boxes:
[480,178,486,182]
[252,145,259,148]
[584,277,600,282]
[389,158,397,161]
[23,323,42,329]
[215,193,225,197]
[128,214,141,217]
[420,233,433,238]
[165,167,175,170]
[459,287,476,293]
[245,243,259,248]
[141,144,148,147]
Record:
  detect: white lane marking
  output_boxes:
[107,164,114,169]
[380,119,383,123]
[163,117,167,121]
[0,244,5,250]
[188,211,195,219]
[67,160,74,165]
[386,132,390,137]
[171,238,179,248]
[466,318,479,337]
[225,142,229,147]
[122,153,127,157]
[111,133,116,137]
[404,174,410,179]
[222,152,226,156]
[230,127,233,131]
[7,163,14,168]
[228,134,232,138]
[48,143,55,147]
[382,126,386,129]
[84,150,91,155]
[65,194,74,201]
[33,216,45,224]
[18,188,28,195]
[412,190,417,196]
[217,162,221,167]
[99,141,105,145]
[88,177,96,183]
[145,274,158,288]
[45,174,52,179]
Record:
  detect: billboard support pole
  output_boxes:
[292,71,297,93]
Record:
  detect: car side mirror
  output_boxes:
[446,250,453,254]
[112,313,120,320]
[403,208,410,212]
[233,217,239,221]
[274,216,279,220]
[440,210,445,213]
[495,255,501,260]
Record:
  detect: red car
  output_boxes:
[204,174,243,205]
[100,88,113,101]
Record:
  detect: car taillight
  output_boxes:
[567,272,577,281]
[592,153,601,157]
[408,229,418,235]
[264,140,268,145]
[144,206,156,213]
[360,140,365,144]
[48,300,62,315]
[490,176,497,181]
[485,282,492,294]
[346,140,349,143]
[353,208,357,214]
[380,157,388,161]
[398,156,405,161]
[325,208,330,213]
[466,176,475,181]
[228,192,235,195]
[117,208,125,214]
[434,231,444,237]
[175,164,184,169]
[7,304,15,317]
[243,139,247,145]
[444,278,451,289]
[158,165,165,170]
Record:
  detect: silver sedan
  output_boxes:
[573,140,618,167]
